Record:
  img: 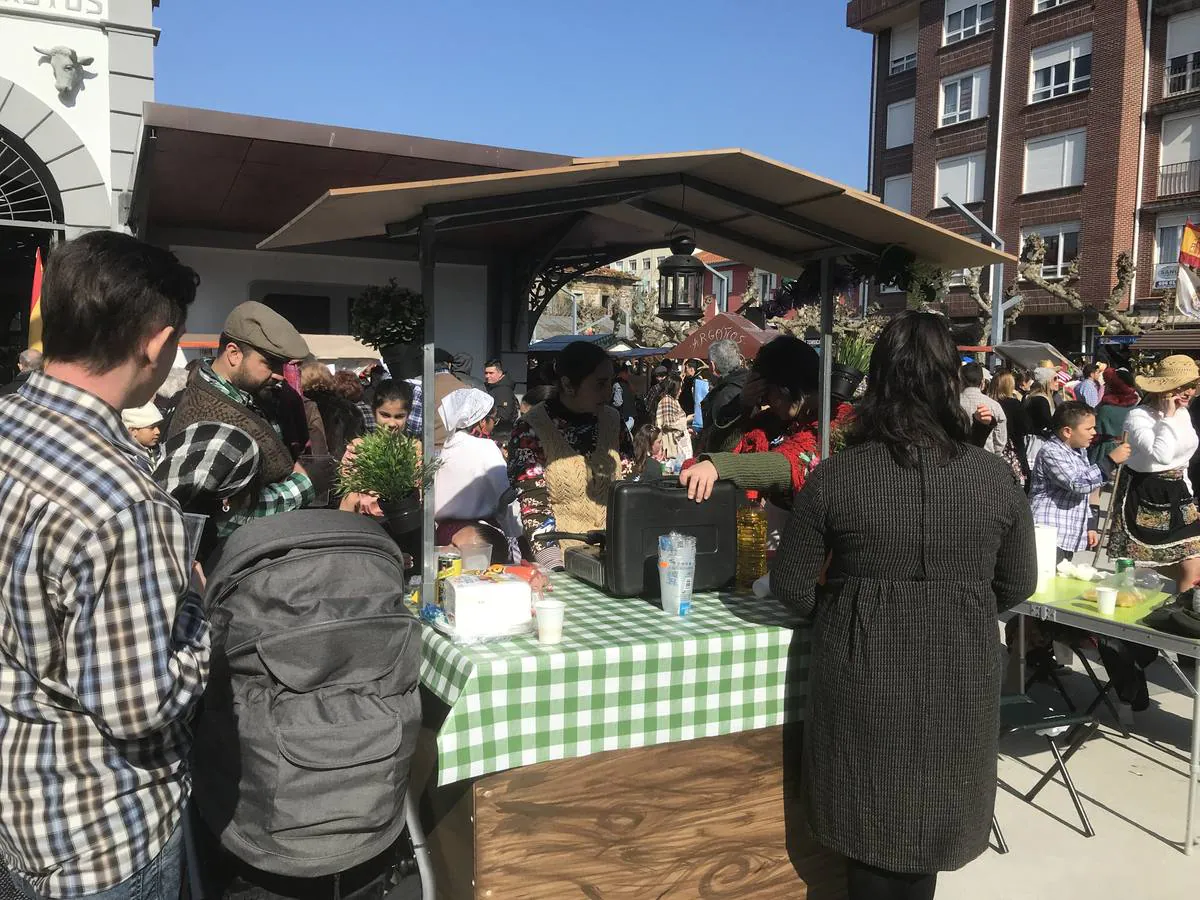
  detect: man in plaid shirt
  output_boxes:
[1029,401,1130,558]
[0,233,209,899]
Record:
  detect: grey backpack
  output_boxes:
[191,510,421,878]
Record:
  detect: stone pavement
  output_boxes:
[941,650,1200,900]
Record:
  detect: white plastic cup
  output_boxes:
[535,599,566,644]
[1096,586,1118,616]
[660,559,681,614]
[659,558,695,616]
[460,543,492,572]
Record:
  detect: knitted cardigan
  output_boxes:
[524,403,622,549]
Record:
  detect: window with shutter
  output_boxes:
[886,100,915,148]
[1023,130,1086,193]
[944,0,994,45]
[1030,34,1092,103]
[941,68,989,126]
[890,20,918,75]
[882,174,912,213]
[1020,223,1081,279]
[1167,12,1200,96]
[936,152,986,206]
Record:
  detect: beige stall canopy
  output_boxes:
[258,149,1015,272]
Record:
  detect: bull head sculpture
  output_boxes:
[34,46,94,101]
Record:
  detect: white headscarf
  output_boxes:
[438,388,494,434]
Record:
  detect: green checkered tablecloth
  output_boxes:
[420,574,810,785]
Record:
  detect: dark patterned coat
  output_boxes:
[772,441,1037,874]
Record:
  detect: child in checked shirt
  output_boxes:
[1028,401,1130,560]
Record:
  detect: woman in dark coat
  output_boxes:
[772,311,1037,900]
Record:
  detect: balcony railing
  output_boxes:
[1166,53,1200,97]
[1160,160,1200,196]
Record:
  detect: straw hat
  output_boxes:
[1135,354,1200,394]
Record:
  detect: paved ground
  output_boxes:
[940,643,1200,900]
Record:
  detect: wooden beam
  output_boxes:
[631,199,804,265]
[681,175,882,258]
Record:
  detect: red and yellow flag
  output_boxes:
[28,248,43,353]
[1177,220,1200,320]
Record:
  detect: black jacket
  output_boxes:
[487,375,518,435]
[697,368,748,453]
[0,371,31,396]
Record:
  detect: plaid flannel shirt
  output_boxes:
[0,374,210,896]
[404,377,424,437]
[356,401,376,432]
[1029,436,1108,552]
[195,363,313,536]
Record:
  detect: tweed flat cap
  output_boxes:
[223,301,309,361]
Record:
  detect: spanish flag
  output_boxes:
[1176,219,1200,320]
[28,248,43,353]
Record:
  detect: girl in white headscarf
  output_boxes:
[434,388,520,562]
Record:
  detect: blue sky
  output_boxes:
[154,1,873,188]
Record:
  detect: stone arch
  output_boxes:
[0,75,109,233]
[0,122,62,223]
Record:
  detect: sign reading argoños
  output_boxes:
[0,0,106,22]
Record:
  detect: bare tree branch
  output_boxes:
[1013,234,1141,334]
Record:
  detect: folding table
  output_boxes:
[1012,577,1200,854]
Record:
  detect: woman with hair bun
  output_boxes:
[507,342,633,569]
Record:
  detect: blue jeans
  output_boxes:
[10,827,182,900]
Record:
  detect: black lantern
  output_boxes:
[657,236,706,321]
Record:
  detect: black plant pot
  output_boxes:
[830,363,865,402]
[379,494,422,539]
[380,343,422,381]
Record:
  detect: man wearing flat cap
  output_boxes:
[169,301,314,535]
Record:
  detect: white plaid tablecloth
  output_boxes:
[420,574,810,785]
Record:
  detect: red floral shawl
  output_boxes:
[732,402,855,496]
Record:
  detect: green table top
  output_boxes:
[419,574,808,785]
[1019,576,1200,657]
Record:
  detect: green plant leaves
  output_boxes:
[349,279,426,350]
[337,428,440,502]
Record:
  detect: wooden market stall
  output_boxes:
[258,149,1014,899]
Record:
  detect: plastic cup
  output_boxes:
[659,557,695,616]
[535,599,566,644]
[460,543,492,572]
[1096,586,1118,616]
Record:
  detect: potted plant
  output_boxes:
[349,279,426,380]
[337,428,439,538]
[831,333,872,401]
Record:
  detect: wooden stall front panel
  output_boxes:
[469,726,845,899]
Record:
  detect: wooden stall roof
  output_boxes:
[258,149,1016,275]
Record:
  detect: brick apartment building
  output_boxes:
[848,0,1200,351]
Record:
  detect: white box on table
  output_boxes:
[444,572,533,639]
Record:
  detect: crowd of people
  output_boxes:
[6,231,1200,900]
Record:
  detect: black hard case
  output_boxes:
[600,480,738,597]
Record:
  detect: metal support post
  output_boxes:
[819,256,834,459]
[941,195,1006,347]
[419,220,437,597]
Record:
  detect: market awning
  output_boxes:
[526,333,617,353]
[666,312,778,361]
[994,340,1077,375]
[258,150,1015,274]
[1133,330,1200,351]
